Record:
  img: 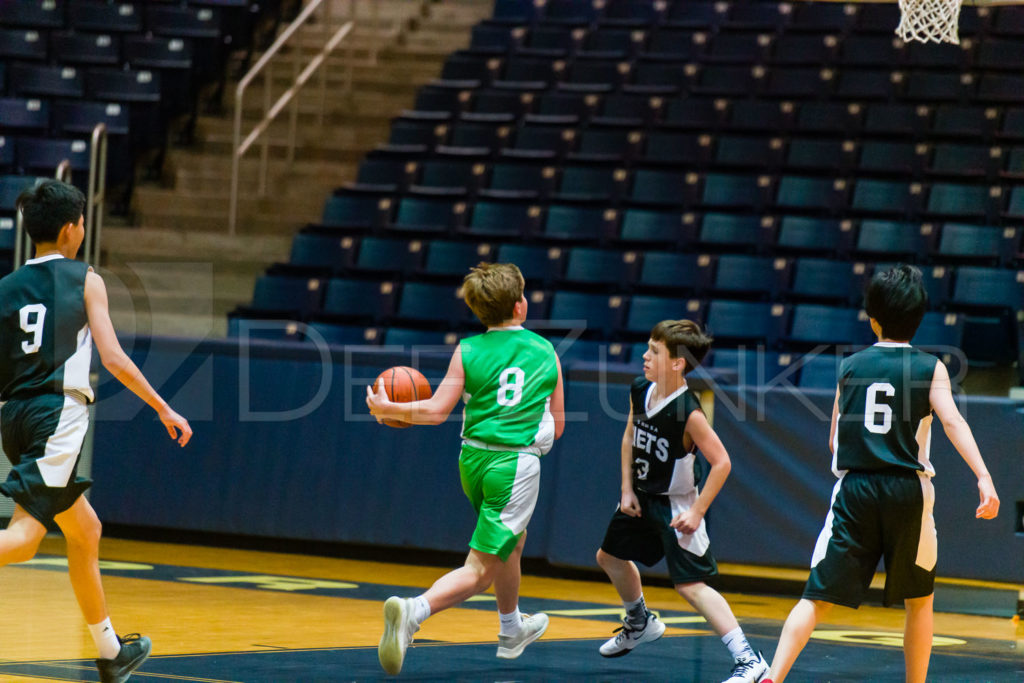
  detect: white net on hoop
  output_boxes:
[896,0,963,44]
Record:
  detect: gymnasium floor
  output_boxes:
[1,537,1021,682]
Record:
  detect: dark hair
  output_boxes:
[16,180,85,244]
[650,319,712,375]
[863,264,928,341]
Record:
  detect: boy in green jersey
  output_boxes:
[367,262,565,676]
[0,181,192,683]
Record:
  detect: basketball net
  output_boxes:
[896,0,963,44]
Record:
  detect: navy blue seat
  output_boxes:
[977,74,1024,104]
[857,141,924,176]
[851,179,924,218]
[449,121,510,152]
[542,0,602,26]
[533,91,596,123]
[354,237,424,275]
[52,31,122,67]
[863,103,929,137]
[913,311,965,349]
[570,128,642,162]
[10,64,85,99]
[519,26,579,58]
[775,175,847,214]
[396,282,468,326]
[790,1,856,33]
[251,275,325,317]
[855,220,934,259]
[712,254,787,298]
[619,207,695,247]
[905,72,971,104]
[629,60,693,93]
[466,200,541,237]
[321,193,389,230]
[926,182,997,221]
[421,240,494,278]
[625,295,703,336]
[775,216,853,256]
[483,162,555,199]
[496,243,566,284]
[350,157,412,193]
[86,68,163,110]
[715,136,784,171]
[642,131,711,166]
[727,100,795,135]
[469,24,521,55]
[951,266,1024,310]
[389,119,445,148]
[786,138,855,174]
[581,28,641,60]
[795,353,842,389]
[0,98,50,134]
[931,106,996,139]
[563,246,639,286]
[542,204,616,241]
[666,1,725,29]
[442,53,498,84]
[492,0,540,24]
[0,0,65,29]
[554,164,627,201]
[836,68,899,101]
[307,322,378,347]
[704,33,769,64]
[499,57,564,88]
[706,300,788,346]
[16,137,91,176]
[0,28,50,61]
[0,174,41,212]
[390,196,465,234]
[548,291,626,336]
[564,59,627,91]
[710,348,783,386]
[662,98,723,131]
[505,125,574,159]
[471,89,531,119]
[415,87,469,115]
[0,138,15,174]
[763,67,835,100]
[550,337,627,365]
[693,65,763,98]
[700,173,772,211]
[227,315,304,341]
[70,1,143,33]
[384,327,458,350]
[601,0,666,28]
[698,212,773,251]
[289,233,357,272]
[788,257,870,305]
[320,278,397,322]
[797,102,861,135]
[629,168,695,207]
[771,34,837,66]
[638,252,712,292]
[935,223,1019,265]
[928,143,997,178]
[787,305,872,348]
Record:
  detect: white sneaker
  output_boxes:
[721,651,770,683]
[378,596,420,675]
[496,612,549,659]
[598,611,666,657]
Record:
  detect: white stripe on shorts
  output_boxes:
[811,473,846,569]
[916,472,937,571]
[499,454,541,536]
[668,490,711,556]
[38,396,89,488]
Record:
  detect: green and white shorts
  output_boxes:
[458,443,541,562]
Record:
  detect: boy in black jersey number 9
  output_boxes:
[595,320,768,683]
[762,265,1000,683]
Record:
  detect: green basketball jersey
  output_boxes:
[459,326,558,454]
[0,255,94,403]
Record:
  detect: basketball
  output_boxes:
[375,366,432,428]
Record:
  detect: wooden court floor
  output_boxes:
[0,536,1021,682]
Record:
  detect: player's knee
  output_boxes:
[66,515,102,550]
[595,548,617,570]
[8,532,43,564]
[674,581,702,602]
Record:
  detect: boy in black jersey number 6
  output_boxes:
[595,320,768,683]
[762,265,1000,683]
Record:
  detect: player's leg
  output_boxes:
[596,548,643,601]
[676,581,739,636]
[0,504,47,565]
[423,547,503,612]
[492,532,547,659]
[766,598,833,682]
[903,594,933,683]
[493,531,525,614]
[53,495,151,682]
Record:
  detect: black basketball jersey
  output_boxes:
[629,377,704,495]
[0,255,94,403]
[834,343,938,475]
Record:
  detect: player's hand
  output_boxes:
[159,407,192,447]
[670,507,704,535]
[366,378,390,423]
[620,490,641,518]
[976,474,999,520]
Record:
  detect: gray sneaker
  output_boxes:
[95,633,151,683]
[378,597,420,675]
[496,612,549,659]
[598,611,666,657]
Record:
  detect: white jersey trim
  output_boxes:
[23,254,66,266]
[643,382,689,419]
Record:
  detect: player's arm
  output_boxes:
[671,409,731,534]
[619,404,640,517]
[928,360,999,520]
[365,345,465,425]
[550,354,565,440]
[828,386,839,455]
[84,271,192,446]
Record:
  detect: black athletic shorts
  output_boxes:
[600,489,718,585]
[804,468,936,608]
[0,394,92,525]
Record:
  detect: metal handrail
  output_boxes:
[84,123,108,266]
[13,123,107,270]
[228,0,360,235]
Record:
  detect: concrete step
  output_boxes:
[100,226,292,263]
[108,308,229,339]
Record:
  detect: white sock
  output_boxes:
[498,607,523,636]
[411,595,431,625]
[624,594,647,626]
[722,626,756,662]
[89,618,121,660]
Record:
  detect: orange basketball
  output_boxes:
[375,366,433,428]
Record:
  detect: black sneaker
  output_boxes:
[95,633,152,683]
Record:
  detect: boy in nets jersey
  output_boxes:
[595,320,768,683]
[0,180,192,683]
[762,265,1000,683]
[366,262,565,675]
